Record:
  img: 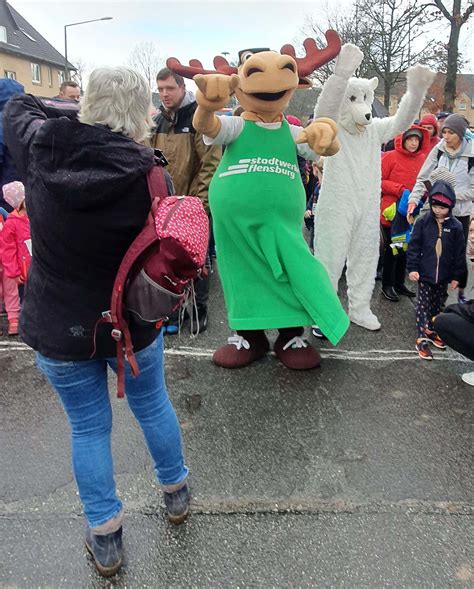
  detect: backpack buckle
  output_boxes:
[153,149,169,167]
[102,311,112,322]
[111,329,122,342]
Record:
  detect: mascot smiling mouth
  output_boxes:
[252,90,287,101]
[251,90,287,101]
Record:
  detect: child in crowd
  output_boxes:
[407,179,467,360]
[1,181,31,334]
[0,207,21,335]
[304,158,324,253]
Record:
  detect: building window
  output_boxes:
[58,70,65,85]
[5,70,16,80]
[458,101,466,111]
[31,62,41,84]
[0,26,6,43]
[48,67,53,87]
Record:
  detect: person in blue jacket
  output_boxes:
[407,180,467,360]
[0,78,24,211]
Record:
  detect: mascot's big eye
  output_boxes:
[282,62,295,72]
[349,95,356,102]
[241,51,254,62]
[247,67,263,76]
[364,94,367,101]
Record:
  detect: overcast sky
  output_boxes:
[8,0,474,89]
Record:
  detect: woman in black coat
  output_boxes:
[4,67,189,576]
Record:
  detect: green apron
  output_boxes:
[209,120,349,345]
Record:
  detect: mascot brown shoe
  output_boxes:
[213,330,270,368]
[274,327,321,370]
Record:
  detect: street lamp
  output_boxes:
[64,17,113,78]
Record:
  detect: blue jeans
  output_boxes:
[36,333,188,528]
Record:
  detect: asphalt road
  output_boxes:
[1,266,473,588]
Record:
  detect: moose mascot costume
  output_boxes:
[167,33,352,370]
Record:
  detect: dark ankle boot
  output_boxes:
[164,483,190,524]
[85,526,123,577]
[381,286,400,302]
[274,327,321,370]
[213,330,270,368]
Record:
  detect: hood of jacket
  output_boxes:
[394,125,430,157]
[0,78,24,110]
[32,119,154,211]
[428,180,456,208]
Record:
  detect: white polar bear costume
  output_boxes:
[313,55,435,330]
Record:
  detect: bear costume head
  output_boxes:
[340,76,379,134]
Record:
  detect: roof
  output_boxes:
[372,97,389,118]
[0,1,74,69]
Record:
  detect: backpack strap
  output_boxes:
[109,225,157,397]
[437,148,474,172]
[104,165,170,398]
[147,164,169,217]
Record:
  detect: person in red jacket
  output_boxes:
[1,181,31,333]
[0,209,21,335]
[380,126,430,301]
[418,113,440,151]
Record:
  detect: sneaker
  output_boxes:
[85,526,123,577]
[461,371,474,386]
[8,319,19,336]
[164,483,190,524]
[458,292,468,305]
[311,325,327,340]
[416,339,433,360]
[424,330,447,349]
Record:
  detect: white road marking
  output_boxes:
[0,341,470,362]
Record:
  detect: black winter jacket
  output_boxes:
[406,211,467,285]
[4,94,172,360]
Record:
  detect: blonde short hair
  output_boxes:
[79,66,153,142]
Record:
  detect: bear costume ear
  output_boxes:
[369,77,378,91]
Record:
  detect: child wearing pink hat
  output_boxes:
[1,181,31,335]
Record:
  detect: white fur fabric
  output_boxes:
[313,66,434,327]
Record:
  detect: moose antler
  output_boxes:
[166,56,238,79]
[167,30,341,80]
[281,30,341,77]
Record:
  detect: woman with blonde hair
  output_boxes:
[4,67,189,577]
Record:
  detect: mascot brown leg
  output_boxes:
[274,327,321,370]
[213,330,270,368]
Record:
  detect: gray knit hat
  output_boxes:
[441,113,468,140]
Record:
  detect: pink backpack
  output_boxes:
[95,164,209,397]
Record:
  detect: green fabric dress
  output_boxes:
[209,120,349,345]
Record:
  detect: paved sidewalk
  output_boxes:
[1,268,472,587]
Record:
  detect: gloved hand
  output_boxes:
[398,188,411,217]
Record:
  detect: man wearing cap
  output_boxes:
[408,113,474,303]
[436,111,450,137]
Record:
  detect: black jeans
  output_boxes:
[381,225,407,288]
[434,312,474,361]
[455,215,470,290]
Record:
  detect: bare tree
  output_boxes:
[425,0,474,110]
[301,0,441,108]
[70,57,91,91]
[127,42,164,90]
